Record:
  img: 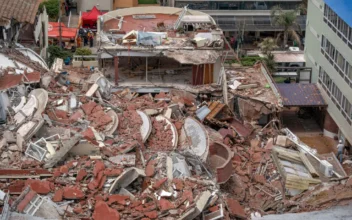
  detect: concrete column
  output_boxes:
[146,57,148,83]
[114,56,119,85]
[323,110,339,139]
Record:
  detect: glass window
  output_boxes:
[335,52,345,71]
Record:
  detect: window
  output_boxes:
[347,62,352,80]
[335,51,345,71]
[323,5,352,49]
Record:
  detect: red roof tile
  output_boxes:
[0,0,41,24]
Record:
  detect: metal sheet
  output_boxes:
[276,83,326,107]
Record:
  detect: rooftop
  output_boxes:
[272,51,305,63]
[0,0,41,24]
[276,83,327,107]
[226,65,281,105]
[99,6,226,54]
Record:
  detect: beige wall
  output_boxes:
[113,0,138,9]
[77,0,113,12]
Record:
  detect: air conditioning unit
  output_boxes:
[320,160,333,177]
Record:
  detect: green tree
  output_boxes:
[263,53,277,73]
[39,0,60,21]
[47,45,72,67]
[271,6,301,48]
[258,38,278,55]
[75,48,92,56]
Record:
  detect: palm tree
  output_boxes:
[258,37,278,55]
[271,6,301,48]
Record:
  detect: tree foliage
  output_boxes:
[271,6,301,48]
[259,38,278,55]
[39,0,60,21]
[75,48,92,56]
[263,53,277,73]
[47,45,72,67]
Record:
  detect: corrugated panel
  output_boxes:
[0,0,41,24]
[276,84,327,107]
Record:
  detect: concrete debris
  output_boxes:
[0,57,350,220]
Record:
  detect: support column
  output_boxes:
[114,56,119,85]
[146,57,148,83]
[323,110,339,139]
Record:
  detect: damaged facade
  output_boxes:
[97,6,231,90]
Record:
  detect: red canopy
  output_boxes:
[48,22,77,39]
[81,6,104,28]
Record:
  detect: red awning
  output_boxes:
[82,6,103,23]
[48,22,77,39]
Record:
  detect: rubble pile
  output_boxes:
[0,60,352,220]
[147,117,174,151]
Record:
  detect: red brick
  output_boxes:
[145,164,155,177]
[82,127,96,143]
[52,189,63,202]
[158,199,174,211]
[174,122,183,130]
[104,168,123,177]
[93,201,120,220]
[59,165,69,174]
[153,178,168,189]
[63,187,85,199]
[17,190,37,212]
[107,194,130,205]
[73,205,83,214]
[252,152,262,163]
[54,110,68,119]
[208,205,219,212]
[81,101,97,115]
[253,174,266,185]
[93,160,105,177]
[76,169,88,182]
[70,110,83,122]
[25,180,51,195]
[145,210,158,219]
[226,198,246,219]
[172,178,184,190]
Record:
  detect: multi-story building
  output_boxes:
[305,0,352,144]
[168,0,306,39]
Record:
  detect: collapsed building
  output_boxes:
[0,5,352,220]
[96,6,232,91]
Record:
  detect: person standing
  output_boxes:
[337,140,345,163]
[89,34,94,47]
[65,2,69,16]
[77,36,81,48]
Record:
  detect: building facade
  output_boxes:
[169,0,306,37]
[305,0,352,144]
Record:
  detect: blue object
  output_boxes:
[64,57,71,65]
[325,0,352,27]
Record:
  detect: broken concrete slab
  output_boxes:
[109,167,146,194]
[178,190,212,220]
[44,134,81,168]
[69,142,100,156]
[137,110,152,143]
[180,117,209,162]
[29,89,48,117]
[109,154,136,166]
[104,110,119,135]
[14,95,38,124]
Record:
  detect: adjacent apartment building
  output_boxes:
[305,0,352,144]
[168,0,306,38]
